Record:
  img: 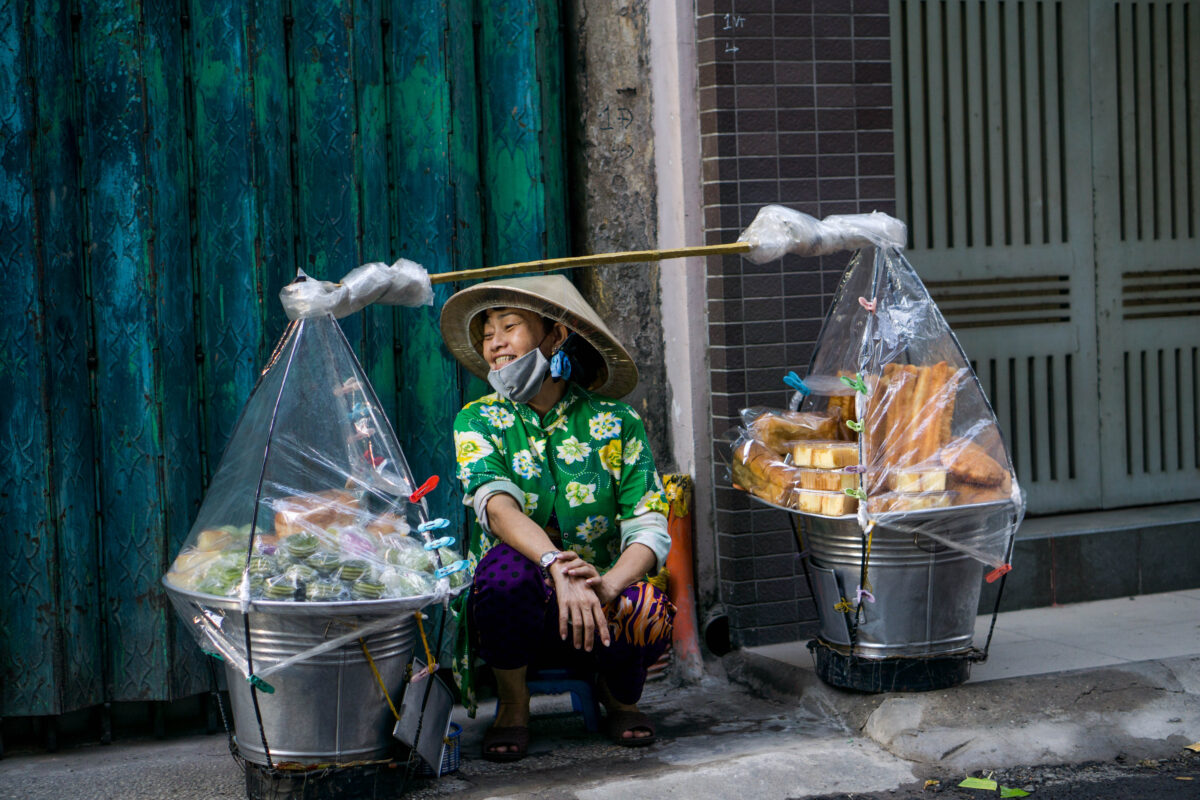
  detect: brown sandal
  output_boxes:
[605,709,656,747]
[481,725,530,762]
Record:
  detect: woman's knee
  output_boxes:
[470,543,547,616]
[608,582,675,648]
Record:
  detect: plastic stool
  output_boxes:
[524,667,601,732]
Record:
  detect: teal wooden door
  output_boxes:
[0,0,567,717]
[891,0,1200,515]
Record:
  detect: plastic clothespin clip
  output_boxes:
[843,464,867,474]
[409,475,439,503]
[856,585,876,604]
[840,372,870,395]
[845,419,865,433]
[858,296,877,313]
[783,371,811,396]
[247,674,275,694]
[334,377,363,396]
[985,563,1012,584]
[434,560,470,580]
[410,661,440,683]
[844,487,867,501]
[423,535,455,551]
[417,518,450,533]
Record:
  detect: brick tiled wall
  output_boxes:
[697,0,897,646]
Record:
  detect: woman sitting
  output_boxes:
[440,275,675,761]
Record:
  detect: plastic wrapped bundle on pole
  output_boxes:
[162,266,468,769]
[723,205,1025,691]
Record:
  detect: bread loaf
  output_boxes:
[273,489,360,537]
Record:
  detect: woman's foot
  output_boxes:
[597,677,655,744]
[603,708,656,747]
[484,668,531,760]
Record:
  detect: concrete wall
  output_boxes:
[563,1,672,467]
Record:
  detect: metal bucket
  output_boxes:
[164,580,432,768]
[801,502,1010,659]
[222,610,417,766]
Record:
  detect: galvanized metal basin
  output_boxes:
[801,501,1012,659]
[165,583,434,766]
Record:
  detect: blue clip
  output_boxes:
[434,560,470,580]
[423,535,455,551]
[783,371,811,395]
[417,518,450,533]
[247,674,276,694]
[550,348,572,380]
[201,649,225,662]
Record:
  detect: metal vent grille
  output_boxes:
[1121,268,1200,318]
[927,275,1071,327]
[1113,2,1199,242]
[1122,347,1200,475]
[895,0,1069,250]
[973,353,1078,483]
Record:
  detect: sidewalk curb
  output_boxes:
[727,649,1200,771]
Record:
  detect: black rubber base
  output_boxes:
[808,639,974,692]
[243,759,412,800]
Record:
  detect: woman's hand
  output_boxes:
[557,554,622,606]
[549,554,610,651]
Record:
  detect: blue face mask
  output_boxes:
[488,344,551,403]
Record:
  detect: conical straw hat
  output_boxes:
[439,275,638,399]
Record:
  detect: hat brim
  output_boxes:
[439,278,639,399]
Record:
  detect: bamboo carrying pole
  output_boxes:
[428,241,751,285]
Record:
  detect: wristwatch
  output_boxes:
[539,549,562,577]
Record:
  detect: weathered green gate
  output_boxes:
[891,0,1200,515]
[0,0,567,717]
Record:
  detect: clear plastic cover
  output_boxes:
[162,314,469,679]
[723,223,1024,572]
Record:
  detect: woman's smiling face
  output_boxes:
[480,308,550,371]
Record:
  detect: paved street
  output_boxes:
[1,590,1198,799]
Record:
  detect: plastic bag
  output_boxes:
[163,312,470,679]
[740,406,853,453]
[724,209,1024,571]
[738,205,907,263]
[722,421,860,517]
[279,261,433,319]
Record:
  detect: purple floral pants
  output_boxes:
[469,542,675,705]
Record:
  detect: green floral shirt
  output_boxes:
[450,382,669,713]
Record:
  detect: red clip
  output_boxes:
[363,445,386,468]
[409,475,439,503]
[858,297,877,313]
[985,563,1012,583]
